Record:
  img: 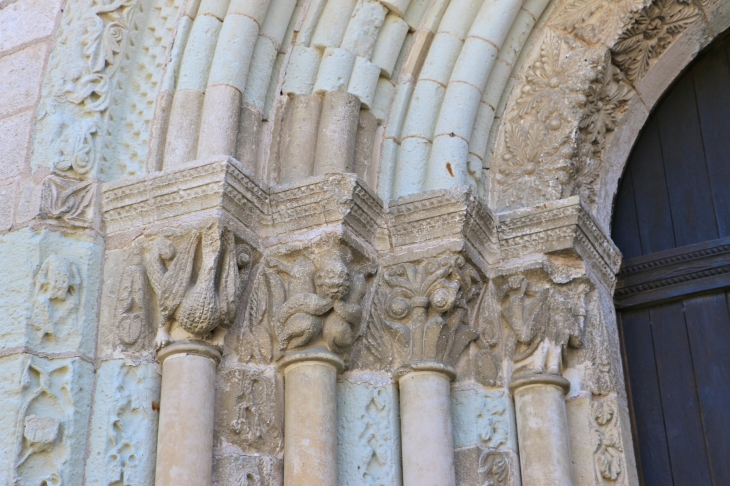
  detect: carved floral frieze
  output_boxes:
[34,0,138,179]
[592,398,627,485]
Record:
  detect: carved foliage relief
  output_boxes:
[34,0,138,179]
[592,398,627,485]
[240,235,376,364]
[494,0,706,212]
[11,356,92,486]
[358,255,482,373]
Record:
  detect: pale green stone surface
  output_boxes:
[0,227,103,356]
[337,378,402,486]
[85,360,161,485]
[451,387,517,451]
[0,354,94,485]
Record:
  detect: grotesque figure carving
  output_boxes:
[31,254,82,341]
[497,275,587,376]
[145,223,251,349]
[241,239,375,363]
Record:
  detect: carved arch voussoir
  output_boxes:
[492,0,716,230]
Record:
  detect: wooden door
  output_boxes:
[612,34,730,486]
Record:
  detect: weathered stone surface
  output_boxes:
[0,0,62,54]
[0,108,33,181]
[0,354,94,485]
[0,228,103,356]
[0,179,15,230]
[215,366,283,455]
[212,453,283,486]
[0,42,46,118]
[337,376,401,485]
[85,360,161,486]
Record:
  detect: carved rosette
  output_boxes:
[239,234,376,368]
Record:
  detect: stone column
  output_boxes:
[154,342,221,486]
[281,351,344,486]
[397,362,457,486]
[511,374,574,486]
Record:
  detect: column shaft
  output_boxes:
[155,348,218,486]
[284,360,338,486]
[513,376,574,486]
[399,370,456,486]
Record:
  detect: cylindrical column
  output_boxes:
[511,374,574,486]
[397,362,456,486]
[282,351,344,486]
[155,342,221,486]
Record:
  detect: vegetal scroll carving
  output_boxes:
[240,238,375,363]
[30,254,82,343]
[553,0,648,45]
[145,223,251,349]
[478,448,513,486]
[592,399,626,484]
[362,255,481,372]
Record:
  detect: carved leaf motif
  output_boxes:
[146,231,198,322]
[611,0,700,81]
[40,175,96,227]
[478,448,511,486]
[553,0,648,45]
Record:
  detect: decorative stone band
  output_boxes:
[394,360,458,382]
[509,373,571,395]
[102,157,617,290]
[156,340,223,365]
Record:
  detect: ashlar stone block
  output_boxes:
[337,377,402,486]
[0,227,103,356]
[85,360,161,486]
[0,354,94,486]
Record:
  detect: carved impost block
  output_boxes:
[102,156,269,241]
[497,196,621,288]
[238,234,377,369]
[268,173,386,253]
[387,186,499,270]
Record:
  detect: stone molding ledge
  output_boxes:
[101,157,618,285]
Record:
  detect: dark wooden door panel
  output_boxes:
[692,45,730,238]
[655,74,719,247]
[683,293,730,483]
[620,310,674,486]
[649,303,712,485]
[613,33,730,486]
[630,117,676,255]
